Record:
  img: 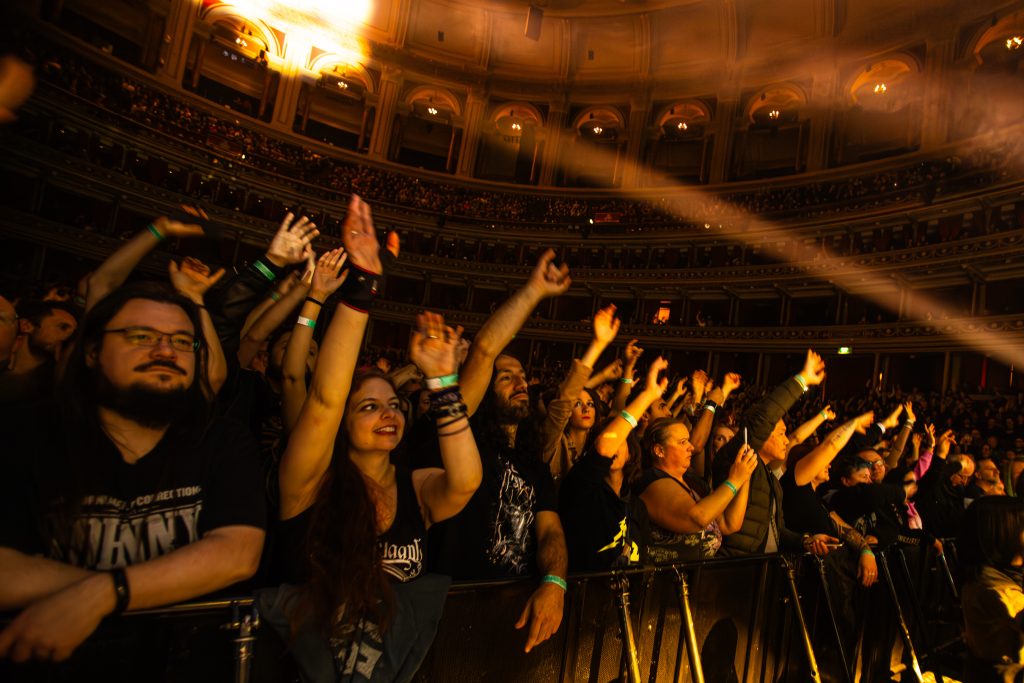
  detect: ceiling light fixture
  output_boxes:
[337,81,348,89]
[874,83,887,94]
[592,125,603,135]
[768,109,780,120]
[511,122,522,131]
[427,107,438,115]
[1007,36,1023,50]
[677,122,688,130]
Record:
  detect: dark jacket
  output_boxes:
[713,376,807,555]
[916,458,968,539]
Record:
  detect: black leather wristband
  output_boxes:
[338,263,383,312]
[110,568,131,614]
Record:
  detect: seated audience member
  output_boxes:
[0,299,78,401]
[0,283,266,663]
[712,350,837,556]
[269,199,480,679]
[917,450,975,538]
[560,358,668,570]
[422,249,571,654]
[959,496,1024,683]
[638,410,757,563]
[532,305,620,482]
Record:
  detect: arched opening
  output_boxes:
[564,106,626,187]
[839,57,920,164]
[733,85,808,179]
[392,87,462,173]
[648,101,713,184]
[476,102,545,185]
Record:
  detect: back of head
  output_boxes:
[959,496,1024,582]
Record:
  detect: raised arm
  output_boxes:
[597,357,668,458]
[85,215,205,311]
[885,401,916,469]
[790,404,835,447]
[542,306,619,466]
[612,338,643,413]
[793,412,875,486]
[460,249,570,415]
[206,212,319,356]
[278,196,379,519]
[279,249,348,432]
[168,257,227,395]
[237,270,310,368]
[410,312,482,525]
[691,372,741,454]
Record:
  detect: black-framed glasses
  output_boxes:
[104,327,199,352]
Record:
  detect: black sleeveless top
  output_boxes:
[274,466,427,584]
[635,467,722,563]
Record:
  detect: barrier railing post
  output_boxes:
[812,555,854,683]
[613,574,643,683]
[878,551,925,683]
[779,556,821,683]
[936,551,959,601]
[673,567,706,683]
[221,601,260,683]
[895,547,947,683]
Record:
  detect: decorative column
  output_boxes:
[620,98,650,188]
[805,72,838,171]
[539,102,568,186]
[367,67,402,160]
[156,0,199,86]
[455,90,489,177]
[269,40,312,131]
[920,37,955,149]
[708,97,738,183]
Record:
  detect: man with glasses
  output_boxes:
[917,451,975,539]
[0,283,266,665]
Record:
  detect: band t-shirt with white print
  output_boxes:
[1,413,267,570]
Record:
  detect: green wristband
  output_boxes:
[620,410,638,428]
[147,222,165,241]
[722,480,738,496]
[542,575,567,591]
[253,259,277,282]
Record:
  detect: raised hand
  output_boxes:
[936,429,956,459]
[798,349,826,386]
[903,401,916,423]
[821,404,837,421]
[881,404,904,430]
[266,212,318,267]
[341,194,382,274]
[643,357,670,398]
[727,444,758,486]
[526,249,571,299]
[168,257,225,304]
[691,369,709,395]
[623,338,643,366]
[853,411,875,433]
[592,304,621,345]
[603,358,624,381]
[925,423,936,447]
[152,215,205,239]
[722,372,742,397]
[310,248,348,299]
[409,311,464,379]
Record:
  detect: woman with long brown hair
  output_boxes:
[266,196,482,682]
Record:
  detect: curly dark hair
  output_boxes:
[292,370,398,641]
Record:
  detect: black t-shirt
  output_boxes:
[1,412,266,569]
[273,467,427,585]
[559,450,638,572]
[779,468,835,536]
[829,482,905,547]
[425,437,558,580]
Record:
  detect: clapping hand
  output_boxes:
[168,257,225,304]
[409,311,464,379]
[592,304,621,345]
[342,194,383,274]
[265,212,318,268]
[310,248,348,299]
[526,249,571,298]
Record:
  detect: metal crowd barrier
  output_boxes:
[1,547,966,683]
